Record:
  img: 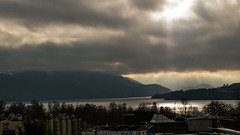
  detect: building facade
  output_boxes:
[0,114,24,135]
[46,114,82,135]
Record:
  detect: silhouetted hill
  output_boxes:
[125,77,142,84]
[0,71,171,101]
[152,83,240,100]
[180,84,213,91]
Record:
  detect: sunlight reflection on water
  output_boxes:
[7,97,238,111]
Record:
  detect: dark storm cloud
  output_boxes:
[0,36,168,73]
[1,0,240,73]
[193,1,216,22]
[130,0,165,11]
[2,27,240,74]
[167,0,240,71]
[0,0,134,28]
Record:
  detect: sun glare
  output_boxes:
[152,0,195,21]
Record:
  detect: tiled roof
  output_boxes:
[150,114,175,123]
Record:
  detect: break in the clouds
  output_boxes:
[1,0,240,88]
[124,71,240,90]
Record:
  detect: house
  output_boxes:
[46,114,82,135]
[187,115,214,133]
[0,114,24,135]
[82,125,154,135]
[150,114,187,134]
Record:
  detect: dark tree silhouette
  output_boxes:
[202,101,234,116]
[180,98,190,117]
[24,120,46,135]
[0,100,6,114]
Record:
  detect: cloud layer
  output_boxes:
[125,71,240,90]
[1,0,240,76]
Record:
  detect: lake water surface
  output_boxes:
[60,97,238,110]
[10,97,238,111]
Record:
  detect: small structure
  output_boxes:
[82,125,154,135]
[187,115,240,134]
[187,115,214,133]
[150,114,187,134]
[81,127,97,135]
[150,114,175,123]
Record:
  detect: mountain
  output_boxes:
[152,83,240,100]
[125,77,142,84]
[180,84,213,90]
[0,71,171,101]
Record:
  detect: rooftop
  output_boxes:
[150,114,175,123]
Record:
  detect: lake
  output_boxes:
[8,97,239,111]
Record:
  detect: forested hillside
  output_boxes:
[0,71,171,101]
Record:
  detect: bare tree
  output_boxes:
[0,100,6,114]
[180,98,190,117]
[202,101,234,116]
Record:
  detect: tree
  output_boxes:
[151,102,158,112]
[127,106,134,113]
[26,100,46,120]
[8,102,25,115]
[60,102,67,114]
[180,98,190,117]
[0,100,6,114]
[24,120,46,135]
[159,106,175,119]
[235,100,240,113]
[66,104,74,115]
[137,102,150,111]
[48,101,60,116]
[202,101,234,116]
[187,106,200,116]
[108,102,118,124]
[118,103,127,114]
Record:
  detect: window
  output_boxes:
[3,123,9,129]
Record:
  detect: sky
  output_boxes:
[1,0,240,90]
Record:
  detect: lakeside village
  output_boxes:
[1,99,240,135]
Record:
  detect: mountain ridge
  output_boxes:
[0,71,171,101]
[152,83,240,100]
[180,83,213,91]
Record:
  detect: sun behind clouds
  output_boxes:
[151,0,196,21]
